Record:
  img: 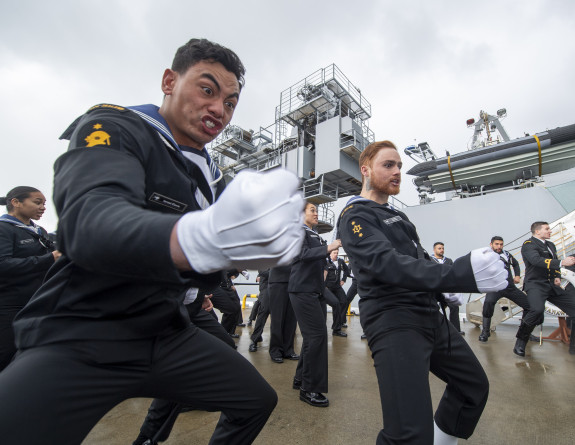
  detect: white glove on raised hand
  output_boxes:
[177,169,304,274]
[470,247,508,292]
[561,268,575,287]
[443,293,465,306]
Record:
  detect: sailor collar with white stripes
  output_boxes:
[128,104,221,209]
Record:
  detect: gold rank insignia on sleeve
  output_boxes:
[351,220,363,238]
[84,123,111,147]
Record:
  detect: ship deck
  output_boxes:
[82,309,575,445]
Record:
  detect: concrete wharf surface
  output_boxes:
[82,309,575,445]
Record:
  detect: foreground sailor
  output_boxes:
[513,221,575,357]
[338,141,507,444]
[479,236,530,342]
[0,38,304,445]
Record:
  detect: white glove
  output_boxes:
[241,270,250,280]
[561,268,575,287]
[470,247,508,292]
[443,293,464,306]
[177,168,305,274]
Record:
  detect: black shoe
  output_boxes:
[256,335,263,343]
[179,406,196,413]
[133,434,157,445]
[341,323,348,328]
[529,334,540,342]
[361,334,367,340]
[237,323,246,327]
[299,390,329,407]
[246,320,253,327]
[292,378,302,390]
[230,333,240,338]
[333,330,347,337]
[271,356,284,363]
[479,317,491,342]
[249,341,258,352]
[284,353,300,360]
[513,338,527,357]
[459,331,465,336]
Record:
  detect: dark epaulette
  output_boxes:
[87,103,130,113]
[340,204,354,219]
[60,104,130,141]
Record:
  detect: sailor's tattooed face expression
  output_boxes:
[160,60,240,149]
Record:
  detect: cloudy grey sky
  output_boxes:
[1,0,574,231]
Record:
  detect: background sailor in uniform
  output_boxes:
[323,249,347,337]
[289,202,341,407]
[343,266,366,339]
[0,38,305,445]
[246,272,263,327]
[513,221,575,357]
[430,242,464,335]
[248,269,271,352]
[338,140,507,444]
[325,248,351,333]
[235,269,250,327]
[210,269,243,337]
[0,186,61,371]
[479,236,531,342]
[268,264,299,363]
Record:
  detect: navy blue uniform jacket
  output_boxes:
[521,236,562,287]
[14,104,222,349]
[0,221,54,308]
[288,227,328,294]
[338,199,479,328]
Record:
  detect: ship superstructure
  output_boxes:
[209,64,375,232]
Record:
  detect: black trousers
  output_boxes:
[343,279,358,315]
[0,307,20,372]
[323,286,343,332]
[483,285,530,318]
[0,324,277,445]
[211,286,241,334]
[249,298,261,322]
[334,284,353,324]
[289,292,328,393]
[268,282,297,359]
[250,289,270,343]
[360,300,489,444]
[520,282,575,333]
[138,308,236,442]
[446,302,461,331]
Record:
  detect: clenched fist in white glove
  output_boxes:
[470,247,508,292]
[443,293,465,306]
[561,268,575,287]
[177,168,305,274]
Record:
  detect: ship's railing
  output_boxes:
[277,64,371,125]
